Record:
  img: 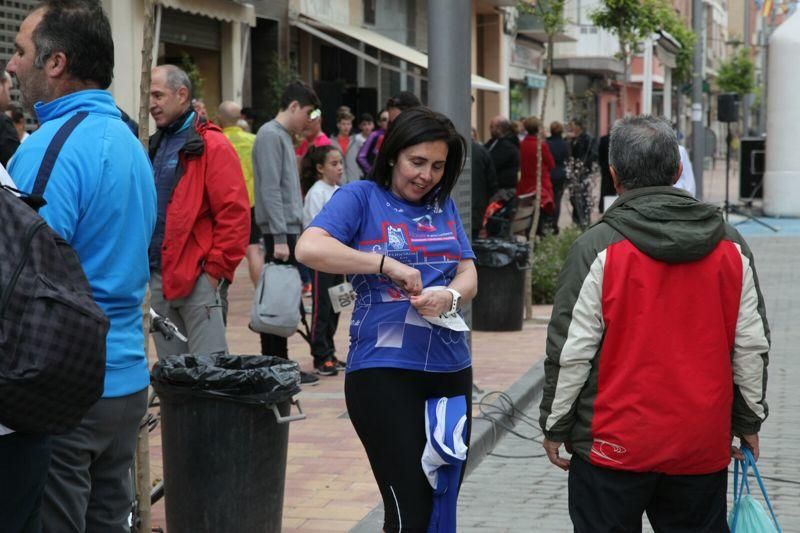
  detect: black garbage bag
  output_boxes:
[472,238,530,270]
[151,354,301,405]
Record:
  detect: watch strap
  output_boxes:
[444,288,461,314]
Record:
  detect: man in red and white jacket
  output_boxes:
[539,116,770,532]
[148,65,249,358]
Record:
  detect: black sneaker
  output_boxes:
[314,356,339,377]
[333,357,346,371]
[299,371,320,385]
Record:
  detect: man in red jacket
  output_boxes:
[539,116,769,531]
[148,65,250,358]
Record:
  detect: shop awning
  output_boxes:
[291,15,506,93]
[157,0,256,27]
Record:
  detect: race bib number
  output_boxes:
[329,282,357,313]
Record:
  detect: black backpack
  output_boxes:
[0,112,109,434]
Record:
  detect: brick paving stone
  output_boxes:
[459,234,800,532]
[144,264,549,531]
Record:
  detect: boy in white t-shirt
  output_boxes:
[301,145,345,376]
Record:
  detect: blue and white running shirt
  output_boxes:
[310,180,475,373]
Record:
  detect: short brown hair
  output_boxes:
[523,116,541,135]
[550,121,563,136]
[337,110,354,122]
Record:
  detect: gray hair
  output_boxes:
[156,64,192,97]
[609,115,680,190]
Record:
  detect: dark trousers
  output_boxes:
[260,234,299,359]
[346,367,473,533]
[0,432,52,533]
[41,390,148,533]
[310,269,343,360]
[552,178,565,234]
[568,454,729,533]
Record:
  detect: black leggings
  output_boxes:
[345,367,473,533]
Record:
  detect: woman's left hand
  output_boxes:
[409,290,453,317]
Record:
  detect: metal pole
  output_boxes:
[428,0,472,326]
[427,0,472,234]
[691,0,705,199]
[743,0,751,136]
[642,36,653,115]
[759,9,775,135]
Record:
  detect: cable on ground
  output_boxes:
[473,390,546,459]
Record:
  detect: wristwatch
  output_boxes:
[444,288,461,315]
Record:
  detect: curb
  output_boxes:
[350,359,546,533]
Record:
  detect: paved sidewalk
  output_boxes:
[145,268,550,532]
[458,234,800,532]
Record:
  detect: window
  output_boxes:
[364,0,376,25]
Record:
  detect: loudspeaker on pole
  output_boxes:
[718,93,739,123]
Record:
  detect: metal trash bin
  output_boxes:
[151,354,304,533]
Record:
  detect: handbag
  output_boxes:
[249,262,302,337]
[0,112,109,434]
[728,448,781,533]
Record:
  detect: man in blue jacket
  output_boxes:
[5,1,156,531]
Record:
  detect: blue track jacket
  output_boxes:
[9,90,157,398]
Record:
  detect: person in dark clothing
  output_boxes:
[597,134,615,213]
[0,72,20,166]
[567,119,596,228]
[116,106,139,137]
[547,121,570,233]
[471,140,498,239]
[485,115,520,192]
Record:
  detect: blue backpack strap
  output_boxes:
[744,448,782,532]
[27,111,89,207]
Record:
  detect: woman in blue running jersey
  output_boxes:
[297,107,477,532]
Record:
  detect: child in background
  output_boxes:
[302,145,346,376]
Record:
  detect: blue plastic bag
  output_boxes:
[728,448,781,533]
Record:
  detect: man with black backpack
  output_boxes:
[4,2,156,531]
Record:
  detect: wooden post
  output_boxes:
[525,35,555,320]
[134,1,155,531]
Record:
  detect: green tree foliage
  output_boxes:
[590,0,661,113]
[590,0,661,64]
[656,4,697,84]
[590,0,696,110]
[180,52,204,101]
[531,227,583,304]
[717,47,756,96]
[519,0,567,38]
[262,53,299,118]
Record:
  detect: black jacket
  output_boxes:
[485,134,519,190]
[546,134,570,185]
[0,114,20,167]
[471,140,498,238]
[570,131,596,173]
[598,134,615,211]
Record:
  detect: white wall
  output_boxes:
[553,0,619,60]
[104,0,146,119]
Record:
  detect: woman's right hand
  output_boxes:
[382,256,423,296]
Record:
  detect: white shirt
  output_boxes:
[675,145,696,198]
[0,163,14,188]
[303,180,339,228]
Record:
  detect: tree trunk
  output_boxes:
[525,36,555,320]
[134,2,155,532]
